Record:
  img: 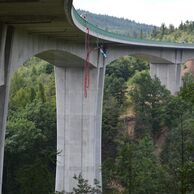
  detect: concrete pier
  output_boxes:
[0,26,13,193]
[55,64,105,192]
[150,63,182,94]
[0,85,9,192]
[1,1,194,193]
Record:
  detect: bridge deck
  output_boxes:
[0,0,194,49]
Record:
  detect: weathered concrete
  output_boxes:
[55,58,105,192]
[94,58,106,183]
[0,26,102,194]
[1,1,194,194]
[106,46,185,65]
[9,29,99,75]
[0,28,191,194]
[0,26,193,194]
[150,63,182,94]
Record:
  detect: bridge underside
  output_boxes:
[0,0,194,194]
[0,0,84,43]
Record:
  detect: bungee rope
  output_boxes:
[84,27,90,98]
[82,13,107,98]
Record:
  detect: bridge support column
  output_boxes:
[150,63,182,94]
[0,26,12,194]
[55,64,105,193]
[0,85,10,194]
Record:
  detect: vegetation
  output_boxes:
[53,174,102,194]
[100,20,194,193]
[3,58,56,194]
[77,10,155,38]
[102,60,194,194]
[150,21,194,43]
[2,14,194,194]
[78,9,194,43]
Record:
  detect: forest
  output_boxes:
[77,9,155,38]
[2,16,194,194]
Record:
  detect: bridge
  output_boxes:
[1,0,194,193]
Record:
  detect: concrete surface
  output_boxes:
[0,1,194,194]
[55,59,105,192]
[150,63,182,94]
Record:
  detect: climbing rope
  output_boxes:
[84,27,90,98]
[82,14,107,97]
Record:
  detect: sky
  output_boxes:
[73,0,194,27]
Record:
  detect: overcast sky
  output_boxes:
[73,0,194,27]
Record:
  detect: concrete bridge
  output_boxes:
[1,0,194,193]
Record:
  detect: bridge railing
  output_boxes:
[72,7,194,49]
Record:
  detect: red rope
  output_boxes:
[86,27,90,89]
[84,28,102,97]
[84,27,90,98]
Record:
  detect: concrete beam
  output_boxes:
[54,61,105,192]
[106,46,185,65]
[150,63,182,94]
[7,29,99,76]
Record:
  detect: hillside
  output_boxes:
[3,9,194,194]
[77,9,156,38]
[77,10,194,43]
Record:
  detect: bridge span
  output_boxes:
[1,0,194,193]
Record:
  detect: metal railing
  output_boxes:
[72,7,194,48]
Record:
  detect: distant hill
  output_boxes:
[77,9,156,38]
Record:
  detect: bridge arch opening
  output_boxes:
[107,49,185,95]
[102,51,194,193]
[2,56,57,194]
[102,54,185,193]
[106,49,174,66]
[102,55,152,192]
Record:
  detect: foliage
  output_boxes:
[77,10,155,38]
[179,73,194,104]
[4,16,194,194]
[106,56,149,81]
[3,57,56,194]
[116,136,169,194]
[72,174,101,194]
[158,74,194,194]
[129,70,171,138]
[102,57,149,193]
[52,174,102,194]
[150,21,194,43]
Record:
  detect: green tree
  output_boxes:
[116,136,168,194]
[3,57,56,194]
[161,74,194,194]
[129,70,171,138]
[73,174,101,194]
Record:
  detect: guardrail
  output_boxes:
[72,7,194,48]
